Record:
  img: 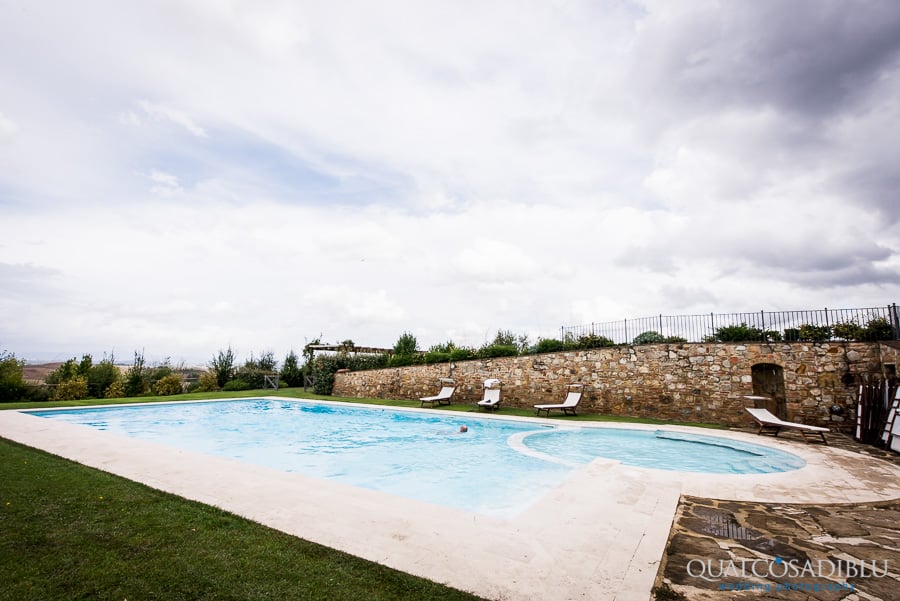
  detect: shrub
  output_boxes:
[223,379,252,391]
[280,350,303,387]
[209,347,236,388]
[311,352,388,395]
[104,380,125,399]
[784,328,800,341]
[798,324,831,342]
[45,358,80,386]
[574,334,616,349]
[449,347,476,361]
[536,338,566,354]
[478,344,518,358]
[24,385,52,402]
[194,370,220,392]
[123,352,148,397]
[862,317,893,341]
[663,335,687,343]
[88,358,121,398]
[152,374,184,396]
[387,354,420,367]
[831,321,863,341]
[633,331,666,345]
[234,365,266,389]
[423,351,450,364]
[393,332,418,356]
[0,351,27,402]
[53,376,89,401]
[714,323,767,342]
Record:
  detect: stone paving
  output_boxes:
[654,432,900,601]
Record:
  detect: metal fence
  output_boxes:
[560,304,900,345]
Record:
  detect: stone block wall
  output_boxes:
[333,342,892,427]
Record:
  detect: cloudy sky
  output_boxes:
[2,0,900,366]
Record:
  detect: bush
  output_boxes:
[387,354,420,367]
[784,328,800,341]
[233,365,266,389]
[423,351,450,364]
[280,350,303,387]
[123,352,148,397]
[45,358,80,386]
[104,380,125,399]
[449,347,476,361]
[831,321,863,341]
[88,358,121,398]
[536,338,566,354]
[478,344,518,358]
[798,324,831,342]
[24,385,52,402]
[862,317,893,341]
[152,374,184,396]
[633,331,666,345]
[310,352,388,395]
[223,379,252,391]
[714,323,766,342]
[194,370,220,392]
[53,376,89,401]
[393,332,418,356]
[574,334,616,349]
[209,347,236,389]
[0,351,27,402]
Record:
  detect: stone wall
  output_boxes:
[333,342,897,427]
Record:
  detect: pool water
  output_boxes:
[29,399,804,517]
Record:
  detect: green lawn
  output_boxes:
[0,438,484,601]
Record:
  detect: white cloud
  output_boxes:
[1,1,899,363]
[0,110,17,140]
[137,100,207,138]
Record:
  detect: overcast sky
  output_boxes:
[2,0,900,366]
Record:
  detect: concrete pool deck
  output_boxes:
[3,400,900,601]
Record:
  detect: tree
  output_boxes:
[0,351,27,402]
[123,351,147,397]
[492,329,517,346]
[281,350,303,387]
[45,358,79,385]
[53,377,88,401]
[152,374,184,396]
[87,354,121,398]
[393,332,418,356]
[209,347,236,389]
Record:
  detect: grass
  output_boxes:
[0,438,484,601]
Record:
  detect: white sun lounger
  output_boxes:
[745,407,829,444]
[476,384,502,412]
[420,379,456,407]
[534,384,583,416]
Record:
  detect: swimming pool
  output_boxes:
[29,399,804,516]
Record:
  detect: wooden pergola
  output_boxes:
[305,344,393,356]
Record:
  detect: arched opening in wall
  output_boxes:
[751,363,787,419]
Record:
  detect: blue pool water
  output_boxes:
[29,399,805,516]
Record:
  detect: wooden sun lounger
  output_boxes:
[745,407,829,444]
[534,385,583,416]
[420,379,456,407]
[476,387,501,411]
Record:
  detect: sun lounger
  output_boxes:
[745,407,829,444]
[534,384,583,416]
[420,379,456,407]
[476,380,502,411]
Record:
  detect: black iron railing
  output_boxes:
[561,304,899,345]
